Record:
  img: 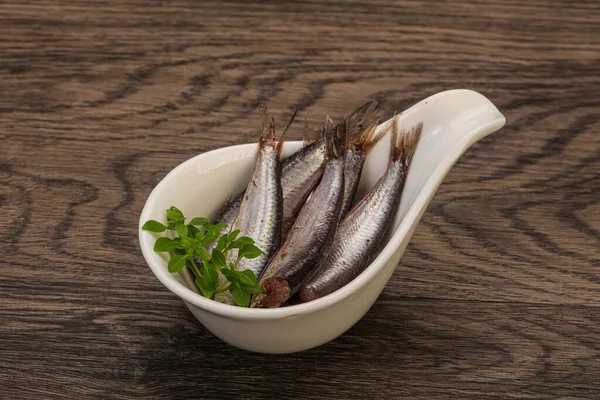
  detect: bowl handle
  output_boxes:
[392,89,506,235]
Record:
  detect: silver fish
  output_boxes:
[339,101,385,217]
[226,104,286,278]
[298,118,422,303]
[280,119,328,236]
[252,119,347,308]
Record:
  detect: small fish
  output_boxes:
[252,119,347,308]
[339,101,385,217]
[227,104,286,277]
[280,118,329,236]
[298,118,422,303]
[214,104,286,304]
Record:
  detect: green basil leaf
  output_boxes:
[239,269,257,286]
[235,237,255,246]
[154,237,177,252]
[195,276,215,298]
[142,220,167,232]
[212,249,226,267]
[228,230,240,243]
[203,227,221,245]
[242,284,262,295]
[202,222,226,232]
[166,206,185,224]
[231,284,251,307]
[189,217,210,226]
[168,254,187,273]
[229,236,255,250]
[220,267,238,283]
[180,236,194,249]
[203,264,219,288]
[238,270,261,294]
[187,225,201,238]
[240,269,256,279]
[215,235,228,252]
[196,245,211,262]
[175,223,188,238]
[239,244,262,259]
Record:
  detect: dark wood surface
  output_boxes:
[1,1,599,398]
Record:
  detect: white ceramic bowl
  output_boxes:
[139,89,506,354]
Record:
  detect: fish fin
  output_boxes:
[325,118,347,160]
[321,115,336,157]
[276,109,297,155]
[325,115,334,130]
[345,100,381,148]
[257,102,275,149]
[392,118,423,167]
[352,115,386,155]
[335,119,347,159]
[303,119,321,146]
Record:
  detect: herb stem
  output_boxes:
[214,281,230,294]
[233,255,243,271]
[189,258,202,278]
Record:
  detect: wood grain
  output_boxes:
[1,0,599,398]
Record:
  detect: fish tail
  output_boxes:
[345,100,382,151]
[302,118,320,146]
[276,108,297,155]
[355,117,385,154]
[335,119,347,159]
[391,118,423,166]
[280,109,297,141]
[346,100,378,133]
[257,102,276,149]
[325,118,347,160]
[325,115,334,131]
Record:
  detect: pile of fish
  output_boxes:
[212,101,422,307]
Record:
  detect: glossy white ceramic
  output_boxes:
[139,89,506,353]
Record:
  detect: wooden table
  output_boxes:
[2,1,599,398]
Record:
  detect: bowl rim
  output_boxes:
[139,89,506,321]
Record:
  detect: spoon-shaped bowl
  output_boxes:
[139,89,506,353]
